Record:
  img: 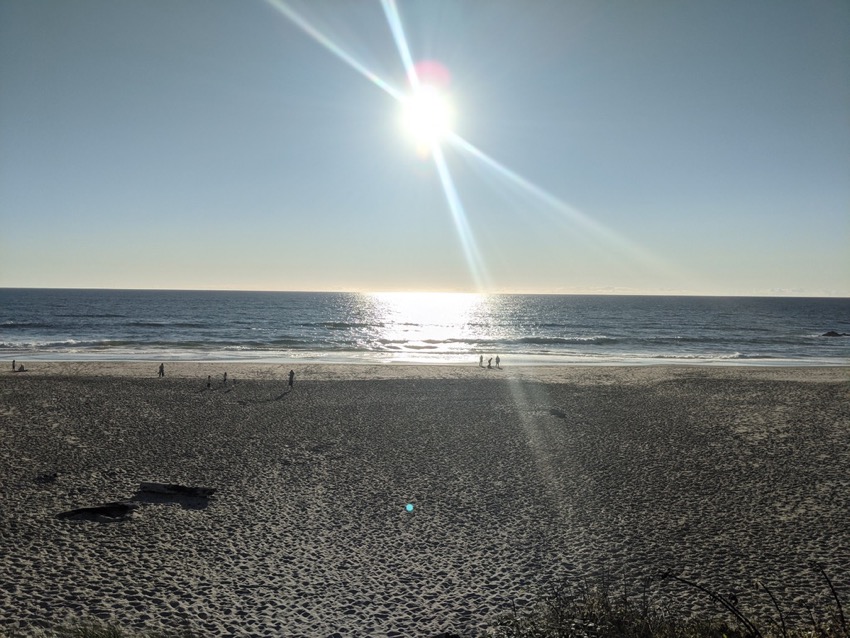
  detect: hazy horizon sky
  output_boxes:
[1,1,848,296]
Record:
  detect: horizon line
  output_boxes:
[1,286,848,299]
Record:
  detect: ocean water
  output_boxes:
[1,289,848,365]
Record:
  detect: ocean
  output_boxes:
[1,289,848,365]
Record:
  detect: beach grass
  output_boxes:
[491,568,849,638]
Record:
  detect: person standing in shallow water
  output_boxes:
[479,355,483,368]
[495,355,500,368]
[288,370,295,390]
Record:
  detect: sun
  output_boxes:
[400,83,455,152]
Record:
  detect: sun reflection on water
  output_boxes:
[362,292,491,361]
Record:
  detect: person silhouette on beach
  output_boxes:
[288,370,295,389]
[12,360,15,371]
[223,372,227,385]
[487,357,492,369]
[158,363,165,378]
[479,355,483,367]
[207,375,211,389]
[495,355,500,369]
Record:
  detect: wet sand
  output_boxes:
[1,364,848,636]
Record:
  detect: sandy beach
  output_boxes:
[1,363,848,636]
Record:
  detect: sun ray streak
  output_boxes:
[264,0,404,101]
[447,133,670,272]
[381,0,420,90]
[432,147,489,291]
[504,378,593,549]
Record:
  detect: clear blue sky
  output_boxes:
[1,0,848,296]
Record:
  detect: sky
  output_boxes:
[1,0,848,296]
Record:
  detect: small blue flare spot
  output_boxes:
[405,503,414,512]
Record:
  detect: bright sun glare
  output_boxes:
[401,84,455,151]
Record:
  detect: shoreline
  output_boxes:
[2,365,848,636]
[5,351,849,369]
[5,360,850,382]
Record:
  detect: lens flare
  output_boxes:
[413,59,451,89]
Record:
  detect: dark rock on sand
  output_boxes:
[56,502,138,521]
[138,482,216,498]
[134,482,216,510]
